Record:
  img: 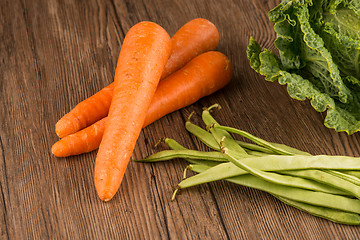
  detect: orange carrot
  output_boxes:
[144,51,231,126]
[95,21,172,202]
[160,18,219,79]
[55,18,219,138]
[52,51,232,157]
[55,83,113,138]
[52,118,106,157]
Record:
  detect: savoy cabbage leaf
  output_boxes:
[247,38,360,134]
[248,0,360,134]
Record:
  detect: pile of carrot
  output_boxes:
[52,18,233,201]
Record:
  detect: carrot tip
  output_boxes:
[55,123,72,138]
[51,142,66,157]
[98,192,115,202]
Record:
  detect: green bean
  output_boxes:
[186,120,271,157]
[188,106,309,156]
[185,123,292,156]
[162,138,187,150]
[245,150,270,157]
[239,140,311,156]
[220,137,360,196]
[162,138,220,167]
[268,142,311,156]
[202,104,248,157]
[185,111,286,155]
[280,169,360,199]
[218,126,358,196]
[180,165,359,223]
[236,141,275,154]
[151,138,224,166]
[140,147,360,170]
[143,106,360,224]
[174,167,360,213]
[225,174,360,214]
[136,149,228,163]
[162,137,278,159]
[200,106,307,158]
[275,196,360,225]
[185,115,220,151]
[324,170,360,186]
[342,170,360,179]
[180,162,348,196]
[259,154,360,169]
[237,139,310,156]
[214,124,294,155]
[183,119,306,157]
[188,164,211,173]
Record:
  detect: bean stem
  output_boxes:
[202,105,248,157]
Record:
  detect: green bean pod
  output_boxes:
[220,137,360,196]
[162,138,187,150]
[202,104,248,157]
[162,138,220,167]
[136,149,227,163]
[324,170,360,186]
[185,117,220,151]
[181,163,348,196]
[185,164,359,224]
[342,171,360,179]
[245,150,270,157]
[280,169,360,199]
[236,141,275,154]
[225,174,360,214]
[214,125,294,155]
[139,147,360,170]
[266,142,311,156]
[137,105,360,224]
[275,196,360,225]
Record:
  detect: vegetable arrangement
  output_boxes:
[52,19,232,201]
[247,0,360,134]
[51,6,360,225]
[138,104,360,225]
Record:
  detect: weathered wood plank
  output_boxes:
[1,0,360,239]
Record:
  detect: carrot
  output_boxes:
[52,118,106,157]
[55,18,219,138]
[143,51,231,126]
[55,83,113,138]
[95,21,172,202]
[52,51,232,157]
[160,18,219,79]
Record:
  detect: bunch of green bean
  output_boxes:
[136,104,360,225]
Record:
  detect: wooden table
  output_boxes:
[1,0,360,238]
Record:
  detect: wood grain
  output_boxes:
[1,0,360,239]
